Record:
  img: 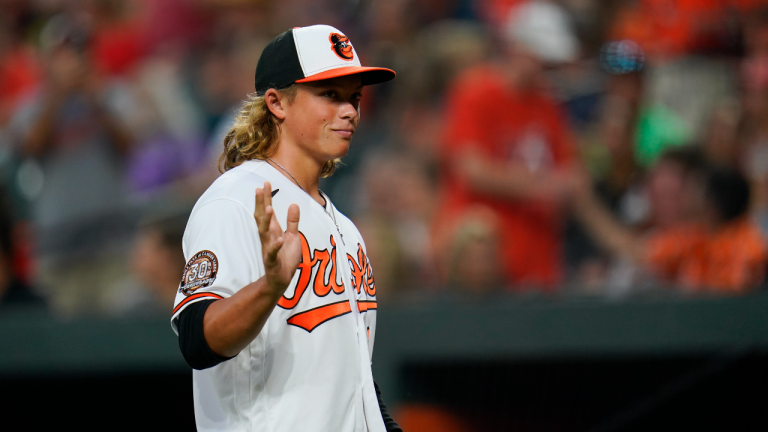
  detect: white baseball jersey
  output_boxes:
[171,160,383,432]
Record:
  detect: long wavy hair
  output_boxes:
[218,85,339,176]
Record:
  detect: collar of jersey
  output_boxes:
[244,159,336,214]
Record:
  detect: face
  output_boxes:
[279,74,363,163]
[504,42,545,90]
[132,230,182,299]
[648,160,705,228]
[648,161,686,228]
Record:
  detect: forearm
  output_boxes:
[201,181,299,358]
[573,191,643,262]
[203,276,284,357]
[457,150,564,201]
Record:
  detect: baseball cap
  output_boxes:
[505,1,579,64]
[254,24,396,95]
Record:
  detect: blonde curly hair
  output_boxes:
[218,85,339,176]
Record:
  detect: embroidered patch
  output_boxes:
[179,250,219,295]
[329,33,354,60]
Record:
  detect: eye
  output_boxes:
[321,90,338,98]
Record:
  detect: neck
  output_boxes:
[269,144,326,206]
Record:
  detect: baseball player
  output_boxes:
[170,25,401,432]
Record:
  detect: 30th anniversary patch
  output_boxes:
[179,250,219,295]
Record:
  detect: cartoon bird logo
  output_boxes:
[329,33,354,60]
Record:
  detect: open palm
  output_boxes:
[254,181,302,293]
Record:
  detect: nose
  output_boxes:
[339,100,359,121]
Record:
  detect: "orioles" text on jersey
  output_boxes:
[278,233,376,332]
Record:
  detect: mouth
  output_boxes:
[332,129,355,139]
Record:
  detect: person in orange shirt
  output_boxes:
[573,152,767,294]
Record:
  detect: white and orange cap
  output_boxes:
[254,24,396,95]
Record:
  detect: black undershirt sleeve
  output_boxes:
[175,299,402,430]
[175,299,234,370]
[375,380,403,432]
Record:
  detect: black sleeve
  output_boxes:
[174,299,234,370]
[375,380,403,432]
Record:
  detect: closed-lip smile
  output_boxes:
[333,128,355,138]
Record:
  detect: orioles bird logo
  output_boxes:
[329,33,354,60]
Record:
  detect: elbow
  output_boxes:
[178,330,233,370]
[182,350,218,371]
[174,301,235,370]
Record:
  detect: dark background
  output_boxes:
[3,292,767,431]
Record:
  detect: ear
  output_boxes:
[264,88,286,120]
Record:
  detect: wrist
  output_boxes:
[260,275,289,299]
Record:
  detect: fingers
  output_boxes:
[254,182,272,219]
[254,188,271,237]
[257,203,283,266]
[254,181,275,231]
[254,186,265,220]
[260,206,275,237]
[285,204,300,234]
[255,182,300,249]
[263,181,272,209]
[265,235,284,263]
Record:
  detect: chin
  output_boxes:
[325,140,351,159]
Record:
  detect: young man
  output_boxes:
[170,25,400,432]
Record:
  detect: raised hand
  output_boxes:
[254,181,302,294]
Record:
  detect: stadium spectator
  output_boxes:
[114,214,188,315]
[566,70,648,290]
[13,13,132,236]
[7,12,138,314]
[1,0,766,314]
[434,1,579,290]
[573,148,768,294]
[353,151,438,300]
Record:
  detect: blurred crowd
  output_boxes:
[1,0,768,316]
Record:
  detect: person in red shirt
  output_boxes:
[435,2,579,290]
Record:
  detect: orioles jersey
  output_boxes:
[170,160,383,432]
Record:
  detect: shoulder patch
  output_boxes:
[179,250,219,295]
